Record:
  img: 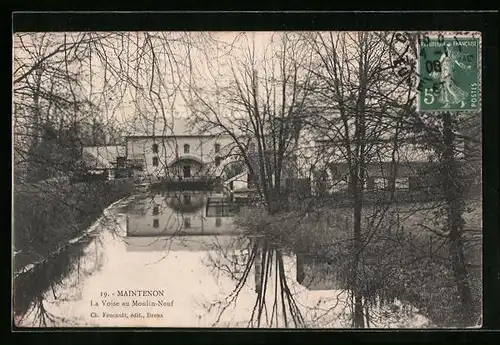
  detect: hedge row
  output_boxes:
[13,178,133,269]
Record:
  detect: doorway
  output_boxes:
[183,165,191,178]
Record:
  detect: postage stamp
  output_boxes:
[417,32,481,112]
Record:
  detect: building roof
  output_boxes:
[81,146,126,169]
[126,117,224,138]
[124,235,246,252]
[316,142,436,164]
[224,171,249,185]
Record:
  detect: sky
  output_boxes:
[13,31,427,138]
[13,31,283,135]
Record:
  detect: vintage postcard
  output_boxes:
[12,30,482,328]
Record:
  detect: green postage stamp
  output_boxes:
[418,32,481,112]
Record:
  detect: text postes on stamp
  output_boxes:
[418,33,480,112]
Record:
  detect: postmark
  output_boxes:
[417,33,481,112]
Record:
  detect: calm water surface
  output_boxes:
[13,192,430,328]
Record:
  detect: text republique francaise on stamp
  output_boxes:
[418,33,480,112]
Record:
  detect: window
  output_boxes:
[215,157,221,167]
[215,217,222,227]
[394,177,409,190]
[215,143,220,153]
[365,177,375,191]
[153,205,159,216]
[152,157,159,166]
[153,219,159,228]
[374,177,388,190]
[184,144,190,154]
[116,157,126,168]
[184,217,191,229]
[152,143,158,153]
[231,252,247,276]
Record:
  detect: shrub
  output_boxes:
[13,178,133,268]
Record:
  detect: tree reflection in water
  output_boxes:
[203,235,306,328]
[201,231,429,328]
[13,234,105,327]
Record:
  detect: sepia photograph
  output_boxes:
[12,30,483,329]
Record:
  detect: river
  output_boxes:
[13,191,431,328]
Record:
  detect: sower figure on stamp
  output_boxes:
[430,44,472,109]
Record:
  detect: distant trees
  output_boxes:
[222,161,246,180]
[13,32,137,307]
[14,33,95,182]
[13,32,134,183]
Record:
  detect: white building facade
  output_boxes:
[126,134,234,180]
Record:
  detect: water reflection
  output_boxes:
[296,253,348,291]
[14,234,107,327]
[13,192,430,328]
[209,238,309,327]
[126,192,238,238]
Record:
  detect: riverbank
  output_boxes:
[13,178,134,272]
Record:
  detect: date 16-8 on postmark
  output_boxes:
[418,33,480,112]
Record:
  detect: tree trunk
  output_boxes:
[352,198,365,328]
[441,111,475,326]
[350,119,366,328]
[351,34,368,328]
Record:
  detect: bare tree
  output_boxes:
[378,32,482,326]
[185,32,314,213]
[297,31,415,327]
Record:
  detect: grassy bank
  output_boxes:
[13,178,133,271]
[235,200,482,327]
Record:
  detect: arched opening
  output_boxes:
[165,192,205,214]
[168,157,204,179]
